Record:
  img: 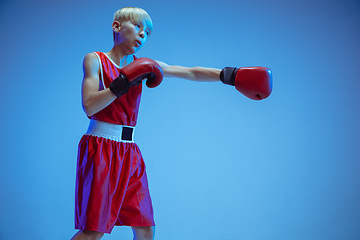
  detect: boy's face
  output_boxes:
[114,20,150,54]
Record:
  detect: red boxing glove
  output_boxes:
[220,66,272,100]
[109,57,163,98]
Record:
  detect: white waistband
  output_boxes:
[85,119,135,143]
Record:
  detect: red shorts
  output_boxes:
[75,134,155,233]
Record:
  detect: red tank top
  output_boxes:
[89,52,142,127]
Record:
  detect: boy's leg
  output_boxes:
[132,226,155,240]
[70,230,104,240]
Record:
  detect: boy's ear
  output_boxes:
[112,21,121,32]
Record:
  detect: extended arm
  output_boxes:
[155,60,221,82]
[156,60,272,100]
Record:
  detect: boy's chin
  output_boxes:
[123,48,136,55]
[129,45,142,54]
[133,46,142,53]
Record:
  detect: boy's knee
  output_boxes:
[132,226,155,240]
[72,230,104,240]
[84,230,104,239]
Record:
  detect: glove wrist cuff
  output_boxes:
[220,67,237,86]
[109,74,131,98]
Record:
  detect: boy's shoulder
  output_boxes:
[83,52,101,71]
[84,51,100,59]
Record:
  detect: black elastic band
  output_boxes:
[220,67,237,86]
[109,74,131,98]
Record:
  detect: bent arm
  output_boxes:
[82,53,117,116]
[155,60,221,82]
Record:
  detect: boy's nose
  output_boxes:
[139,31,145,38]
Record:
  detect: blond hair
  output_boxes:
[113,7,153,35]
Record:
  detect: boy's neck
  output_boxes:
[106,47,134,68]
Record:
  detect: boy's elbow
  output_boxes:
[82,102,95,117]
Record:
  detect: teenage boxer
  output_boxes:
[71,6,272,240]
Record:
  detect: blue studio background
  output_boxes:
[1,0,359,239]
